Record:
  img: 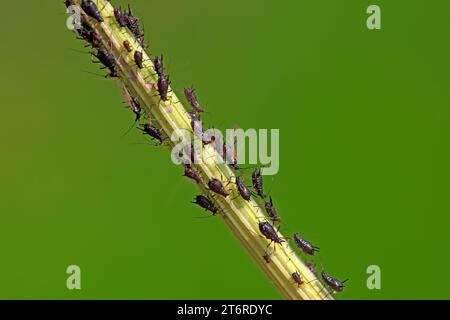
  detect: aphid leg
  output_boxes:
[99,1,109,12]
[168,95,180,105]
[317,286,334,300]
[192,214,216,220]
[229,194,241,201]
[252,203,261,214]
[122,118,140,137]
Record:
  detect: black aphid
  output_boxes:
[134,51,144,69]
[192,195,218,215]
[293,233,319,256]
[122,92,142,137]
[183,164,202,184]
[259,221,284,247]
[306,262,317,275]
[125,4,144,44]
[123,40,132,53]
[252,168,265,199]
[185,142,199,164]
[153,55,164,78]
[191,118,203,137]
[263,253,271,264]
[114,7,128,27]
[321,272,348,293]
[189,111,201,121]
[292,271,304,287]
[157,74,171,101]
[264,196,281,223]
[81,0,104,23]
[208,178,229,197]
[236,176,251,201]
[184,87,204,113]
[94,47,118,78]
[78,28,102,48]
[222,143,240,170]
[140,123,163,144]
[189,111,203,137]
[130,96,141,122]
[202,132,216,146]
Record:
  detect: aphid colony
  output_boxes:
[66,0,347,298]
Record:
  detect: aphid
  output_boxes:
[153,55,164,77]
[189,111,200,122]
[80,14,93,32]
[208,178,229,197]
[81,0,104,23]
[252,168,265,199]
[292,271,304,287]
[235,176,251,201]
[321,272,348,293]
[157,74,171,101]
[222,143,240,170]
[263,253,271,263]
[134,51,143,69]
[88,31,102,48]
[191,117,204,138]
[259,221,284,248]
[192,195,218,215]
[306,262,317,275]
[94,47,118,77]
[202,131,216,146]
[123,40,132,53]
[140,123,163,144]
[184,87,204,113]
[264,196,281,223]
[78,29,102,48]
[293,233,320,256]
[183,143,199,164]
[120,85,142,136]
[114,7,128,27]
[77,28,91,43]
[200,126,220,147]
[125,4,144,44]
[129,96,141,122]
[183,164,202,184]
[189,111,203,137]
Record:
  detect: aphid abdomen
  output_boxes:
[81,0,104,23]
[208,178,229,197]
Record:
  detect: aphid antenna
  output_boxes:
[211,167,232,183]
[99,0,110,12]
[121,117,141,137]
[129,141,159,148]
[305,262,328,285]
[262,175,278,200]
[70,48,92,55]
[251,202,262,214]
[133,131,167,146]
[168,96,180,105]
[192,215,215,219]
[82,70,116,79]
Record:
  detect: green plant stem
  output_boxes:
[70,0,333,300]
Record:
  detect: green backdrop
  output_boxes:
[0,0,449,299]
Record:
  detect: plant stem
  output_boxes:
[68,0,333,300]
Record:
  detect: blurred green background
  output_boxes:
[0,0,449,299]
